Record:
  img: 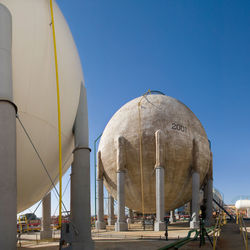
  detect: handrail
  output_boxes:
[157,229,199,250]
[213,212,224,250]
[239,214,248,250]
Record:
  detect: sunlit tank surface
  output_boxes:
[235,200,250,210]
[99,94,210,213]
[0,0,84,212]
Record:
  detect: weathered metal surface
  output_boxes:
[99,94,210,213]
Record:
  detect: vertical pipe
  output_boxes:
[94,134,102,222]
[71,83,93,249]
[40,192,52,239]
[0,4,17,249]
[49,0,63,228]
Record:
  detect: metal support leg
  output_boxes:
[108,194,115,226]
[204,178,213,226]
[71,83,93,249]
[154,167,165,231]
[40,192,52,239]
[0,5,17,249]
[95,179,106,229]
[190,172,200,229]
[115,171,128,231]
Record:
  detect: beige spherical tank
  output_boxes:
[98,93,211,213]
[0,0,84,212]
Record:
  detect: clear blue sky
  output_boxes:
[21,0,250,217]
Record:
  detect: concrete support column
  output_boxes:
[175,209,180,220]
[71,83,93,249]
[108,194,115,226]
[204,152,213,227]
[115,171,128,231]
[204,179,213,226]
[127,209,133,224]
[190,139,200,229]
[190,172,200,229]
[0,5,17,250]
[155,167,165,231]
[40,192,52,239]
[115,136,128,231]
[95,178,106,229]
[154,130,165,231]
[189,201,192,222]
[169,210,176,223]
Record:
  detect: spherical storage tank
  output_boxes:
[0,0,84,212]
[99,93,211,213]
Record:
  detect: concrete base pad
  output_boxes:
[72,240,94,250]
[127,218,133,224]
[108,219,115,226]
[154,221,165,231]
[169,218,176,223]
[95,221,106,230]
[115,222,128,231]
[190,220,199,229]
[40,230,52,240]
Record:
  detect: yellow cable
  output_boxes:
[50,0,63,228]
[137,90,151,218]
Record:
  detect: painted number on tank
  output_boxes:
[172,123,187,133]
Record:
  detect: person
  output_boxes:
[164,217,169,241]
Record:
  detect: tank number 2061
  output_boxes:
[171,122,187,133]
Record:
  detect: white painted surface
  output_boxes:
[235,200,250,210]
[0,0,84,212]
[99,94,210,213]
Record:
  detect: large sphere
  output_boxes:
[0,0,84,212]
[99,94,210,213]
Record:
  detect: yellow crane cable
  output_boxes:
[137,90,151,218]
[50,0,63,228]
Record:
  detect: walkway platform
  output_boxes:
[217,222,245,250]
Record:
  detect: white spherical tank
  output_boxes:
[0,0,84,212]
[99,94,211,213]
[235,200,250,210]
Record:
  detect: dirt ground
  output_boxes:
[18,221,250,250]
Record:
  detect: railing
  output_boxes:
[239,214,248,250]
[213,212,224,250]
[157,229,199,250]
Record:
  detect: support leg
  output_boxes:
[108,194,115,226]
[127,209,133,224]
[71,83,93,249]
[0,5,17,249]
[40,192,52,239]
[115,171,128,231]
[154,130,166,231]
[154,167,165,231]
[204,178,213,226]
[95,179,106,229]
[190,172,200,229]
[169,210,176,223]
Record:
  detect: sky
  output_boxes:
[20,0,250,217]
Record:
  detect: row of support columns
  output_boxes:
[0,3,93,249]
[96,130,214,232]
